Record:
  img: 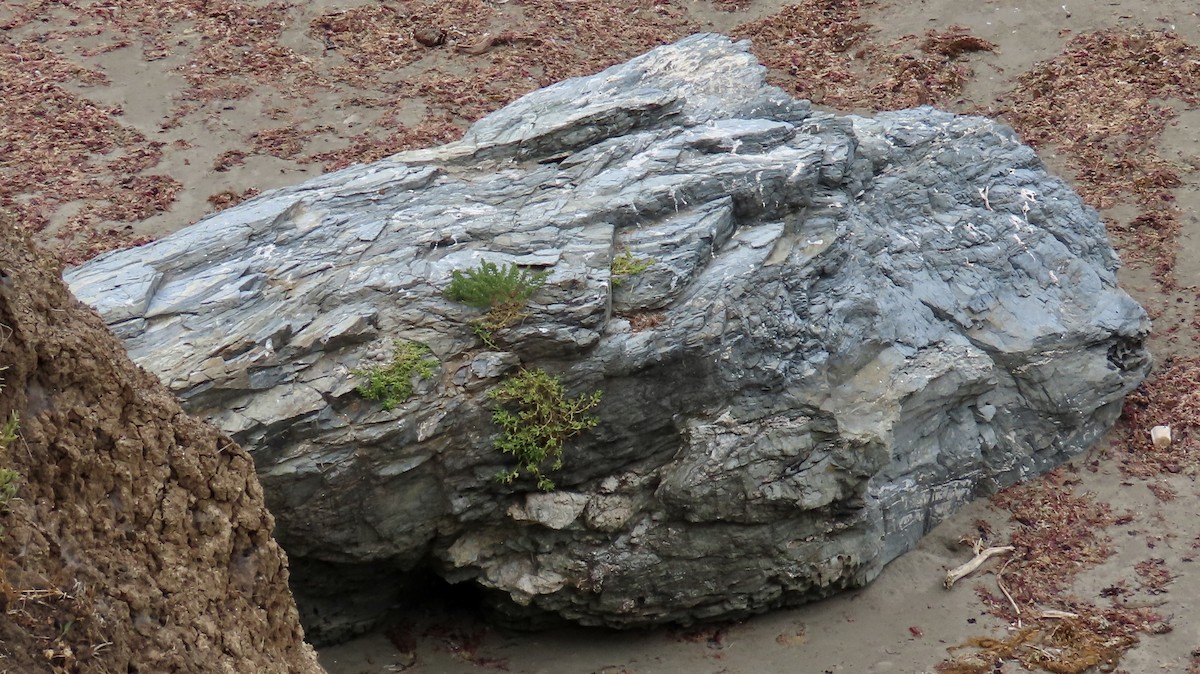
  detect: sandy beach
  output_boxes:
[6,0,1200,671]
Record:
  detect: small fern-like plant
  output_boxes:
[610,250,654,287]
[489,368,602,491]
[354,340,438,410]
[444,260,549,336]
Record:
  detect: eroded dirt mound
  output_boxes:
[0,222,322,672]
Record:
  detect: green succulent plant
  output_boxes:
[489,368,602,491]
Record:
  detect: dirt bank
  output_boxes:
[0,222,322,672]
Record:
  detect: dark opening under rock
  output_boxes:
[67,34,1150,642]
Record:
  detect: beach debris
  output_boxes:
[414,26,446,47]
[1000,29,1200,284]
[941,618,1135,674]
[945,541,1016,589]
[1040,609,1080,619]
[996,561,1020,621]
[456,31,541,55]
[920,29,996,58]
[775,624,807,646]
[938,469,1175,672]
[1150,425,1172,448]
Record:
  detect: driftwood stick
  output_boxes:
[1040,609,1080,619]
[944,544,1015,589]
[996,572,1021,624]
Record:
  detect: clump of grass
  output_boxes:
[610,250,654,287]
[0,413,18,507]
[471,323,499,350]
[0,464,17,537]
[0,410,15,453]
[354,340,438,410]
[444,260,549,338]
[0,366,19,540]
[489,368,602,492]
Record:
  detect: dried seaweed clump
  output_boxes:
[405,0,698,121]
[990,474,1116,604]
[307,0,697,170]
[0,40,176,262]
[309,0,496,89]
[1000,29,1200,282]
[1114,356,1200,477]
[939,619,1135,674]
[921,30,996,58]
[937,470,1171,672]
[733,2,994,109]
[865,27,995,107]
[731,0,872,105]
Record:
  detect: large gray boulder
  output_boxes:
[67,34,1150,642]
